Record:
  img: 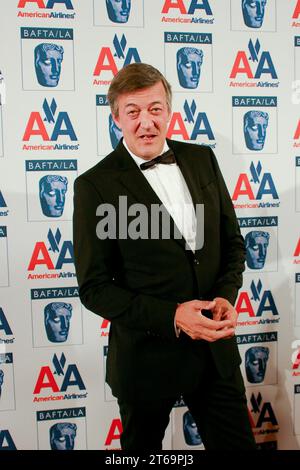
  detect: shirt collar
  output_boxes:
[123,139,169,168]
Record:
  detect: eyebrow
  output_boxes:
[124,101,164,109]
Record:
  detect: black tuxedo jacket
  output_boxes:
[73,139,245,400]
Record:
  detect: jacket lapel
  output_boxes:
[114,139,203,251]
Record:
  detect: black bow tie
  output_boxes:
[140,149,176,170]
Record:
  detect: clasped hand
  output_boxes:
[175,297,237,342]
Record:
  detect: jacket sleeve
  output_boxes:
[73,175,178,339]
[208,148,246,305]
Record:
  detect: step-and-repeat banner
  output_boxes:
[0,0,300,450]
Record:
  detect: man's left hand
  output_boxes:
[211,297,238,336]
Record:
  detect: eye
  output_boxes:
[249,2,256,7]
[58,437,66,443]
[43,60,51,65]
[127,109,138,118]
[252,360,259,365]
[252,244,259,250]
[250,125,258,131]
[184,62,192,69]
[150,107,162,114]
[48,191,55,196]
[53,317,60,323]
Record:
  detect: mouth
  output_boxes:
[138,134,158,143]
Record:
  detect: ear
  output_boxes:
[112,113,121,129]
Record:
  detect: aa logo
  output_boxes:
[161,0,213,16]
[100,318,110,337]
[248,393,278,428]
[94,34,141,79]
[0,307,13,336]
[34,353,85,394]
[236,280,279,318]
[23,98,77,142]
[294,120,300,140]
[291,340,300,370]
[230,39,278,80]
[28,228,74,271]
[18,0,74,9]
[0,430,17,450]
[294,238,300,257]
[232,162,279,201]
[0,191,7,208]
[293,0,300,19]
[167,99,215,143]
[105,418,122,447]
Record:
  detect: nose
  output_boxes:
[256,2,262,15]
[257,125,266,139]
[258,244,266,259]
[191,61,200,77]
[122,0,129,9]
[65,436,73,450]
[139,111,154,130]
[55,190,64,206]
[51,59,59,75]
[60,316,67,330]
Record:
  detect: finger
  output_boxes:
[197,314,234,330]
[194,300,216,310]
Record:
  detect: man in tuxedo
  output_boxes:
[73,63,256,451]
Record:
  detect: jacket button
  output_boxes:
[193,259,200,265]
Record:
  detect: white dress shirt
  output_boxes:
[123,140,197,252]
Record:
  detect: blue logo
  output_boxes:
[25,160,77,222]
[161,0,214,24]
[242,0,268,29]
[232,96,278,154]
[238,216,278,271]
[248,392,279,429]
[236,278,279,323]
[164,32,213,93]
[33,353,87,398]
[232,162,279,207]
[21,28,75,91]
[27,228,75,277]
[18,0,74,10]
[106,0,131,23]
[93,34,141,85]
[96,95,123,155]
[0,226,9,287]
[36,407,87,450]
[0,353,16,411]
[0,430,17,450]
[0,191,8,217]
[23,99,78,150]
[0,307,13,337]
[230,38,279,87]
[167,99,216,147]
[39,175,68,218]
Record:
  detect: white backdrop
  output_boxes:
[0,0,300,450]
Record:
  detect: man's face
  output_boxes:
[112,81,171,160]
[45,303,72,343]
[177,49,202,89]
[246,347,269,383]
[244,113,268,151]
[106,0,131,23]
[50,424,76,450]
[246,233,269,269]
[40,178,67,217]
[109,113,123,149]
[35,47,63,87]
[242,0,267,28]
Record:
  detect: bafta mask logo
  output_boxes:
[34,43,64,87]
[39,175,68,218]
[176,47,203,89]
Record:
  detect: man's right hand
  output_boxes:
[175,299,235,342]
